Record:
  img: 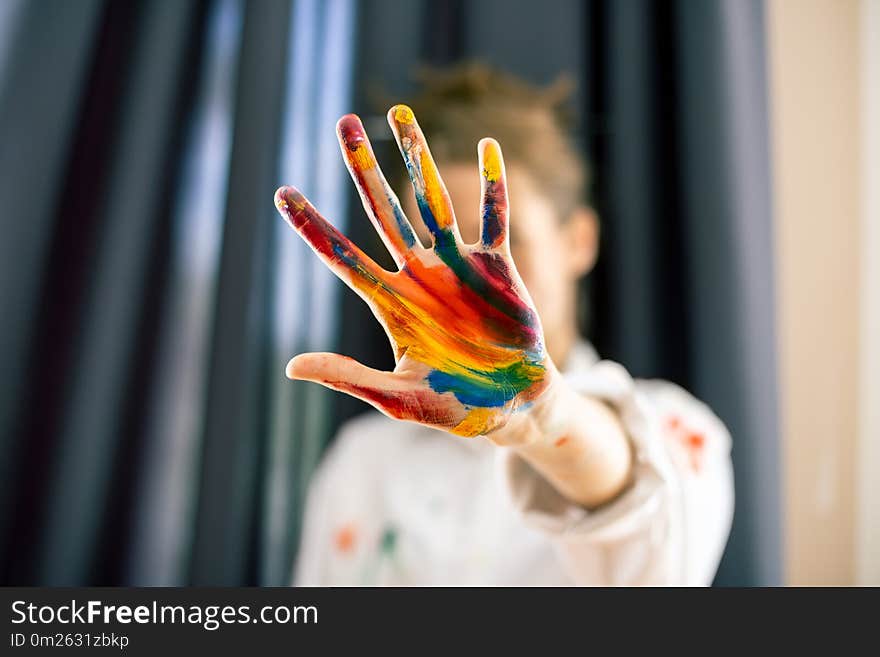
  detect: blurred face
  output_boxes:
[401,162,598,366]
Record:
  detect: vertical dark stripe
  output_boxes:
[584,0,612,356]
[422,0,465,65]
[1,0,135,585]
[0,0,105,584]
[586,0,689,383]
[31,0,203,586]
[99,0,212,586]
[189,0,293,586]
[651,0,690,387]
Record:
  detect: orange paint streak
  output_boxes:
[349,142,375,171]
[334,523,358,554]
[554,437,569,448]
[347,256,540,384]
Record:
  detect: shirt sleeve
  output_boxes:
[495,360,735,586]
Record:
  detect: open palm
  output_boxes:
[274,105,551,437]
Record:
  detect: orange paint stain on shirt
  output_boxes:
[554,437,569,448]
[663,414,708,474]
[686,432,705,450]
[684,432,706,473]
[333,523,358,554]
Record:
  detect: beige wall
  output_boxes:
[767,0,863,584]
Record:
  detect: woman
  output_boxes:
[276,65,733,586]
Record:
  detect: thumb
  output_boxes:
[286,352,450,426]
[287,351,401,407]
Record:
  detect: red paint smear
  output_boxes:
[279,188,355,263]
[337,114,367,150]
[399,254,538,349]
[468,251,526,308]
[328,377,459,428]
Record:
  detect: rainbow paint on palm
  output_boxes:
[274,105,550,437]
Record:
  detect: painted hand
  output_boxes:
[274,105,553,438]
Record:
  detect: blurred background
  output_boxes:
[0,0,877,586]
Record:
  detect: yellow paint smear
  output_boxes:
[451,407,498,437]
[482,142,502,183]
[350,143,375,170]
[393,105,414,124]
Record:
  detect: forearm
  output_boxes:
[487,366,633,509]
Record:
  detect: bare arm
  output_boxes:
[489,365,633,509]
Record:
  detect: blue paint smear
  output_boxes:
[387,190,416,247]
[332,242,381,285]
[426,356,543,408]
[415,195,441,236]
[332,242,355,266]
[427,370,513,407]
[481,199,503,245]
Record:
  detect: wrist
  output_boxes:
[487,359,568,447]
[489,366,634,509]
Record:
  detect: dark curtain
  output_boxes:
[340,0,782,585]
[0,0,780,586]
[1,0,209,585]
[587,0,781,587]
[0,0,356,586]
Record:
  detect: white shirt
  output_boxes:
[293,342,735,586]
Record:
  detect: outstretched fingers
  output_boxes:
[336,114,419,267]
[387,104,461,248]
[478,138,509,250]
[274,186,392,299]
